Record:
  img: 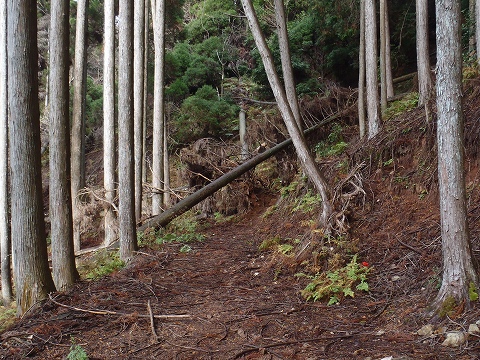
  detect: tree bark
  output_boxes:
[138,113,341,232]
[416,0,432,106]
[0,0,12,305]
[134,0,145,222]
[365,0,381,138]
[384,0,394,98]
[358,0,366,139]
[151,0,166,215]
[49,0,79,290]
[118,0,137,262]
[476,0,480,60]
[433,0,479,313]
[379,0,387,111]
[71,0,89,252]
[241,0,333,227]
[274,0,302,130]
[7,0,56,315]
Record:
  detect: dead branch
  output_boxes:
[48,294,191,320]
[147,300,159,341]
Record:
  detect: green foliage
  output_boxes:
[383,93,419,120]
[67,338,88,360]
[80,251,125,280]
[173,85,239,144]
[292,189,321,213]
[299,254,370,305]
[315,123,348,158]
[259,235,282,251]
[469,282,479,301]
[0,305,16,332]
[156,212,205,245]
[84,77,103,136]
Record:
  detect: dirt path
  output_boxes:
[1,197,478,359]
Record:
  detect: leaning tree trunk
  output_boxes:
[274,0,302,130]
[0,0,12,305]
[138,113,341,232]
[71,0,88,252]
[49,0,79,290]
[7,0,56,315]
[118,0,137,262]
[433,0,479,314]
[241,0,333,228]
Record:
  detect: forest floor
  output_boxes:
[2,172,480,359]
[4,83,480,359]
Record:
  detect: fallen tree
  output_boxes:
[137,110,344,232]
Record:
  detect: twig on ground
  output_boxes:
[395,235,425,256]
[48,294,191,319]
[147,300,159,342]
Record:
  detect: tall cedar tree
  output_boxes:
[433,0,479,313]
[118,0,137,261]
[0,0,12,305]
[71,0,88,252]
[49,0,79,290]
[7,0,56,315]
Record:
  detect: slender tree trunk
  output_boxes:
[134,0,145,222]
[118,0,137,261]
[7,0,56,315]
[71,0,88,252]
[103,0,117,246]
[416,0,432,106]
[358,0,366,139]
[151,0,166,215]
[470,0,476,53]
[239,108,248,160]
[142,0,149,186]
[49,0,79,290]
[476,0,480,60]
[163,117,170,206]
[240,0,333,227]
[274,0,302,130]
[0,0,12,305]
[365,0,381,138]
[433,0,479,313]
[379,0,387,111]
[384,0,394,98]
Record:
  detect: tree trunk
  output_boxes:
[379,0,387,111]
[416,0,432,106]
[103,0,117,246]
[49,0,79,290]
[71,0,88,252]
[384,0,394,98]
[151,0,166,215]
[134,0,145,222]
[163,115,171,206]
[7,0,56,315]
[365,0,381,138]
[470,0,476,53]
[476,0,480,60]
[241,0,333,228]
[358,0,366,139]
[142,0,149,186]
[118,0,137,262]
[274,0,302,130]
[239,108,248,160]
[138,113,341,232]
[433,0,479,313]
[0,0,12,305]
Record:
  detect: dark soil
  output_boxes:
[2,177,480,359]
